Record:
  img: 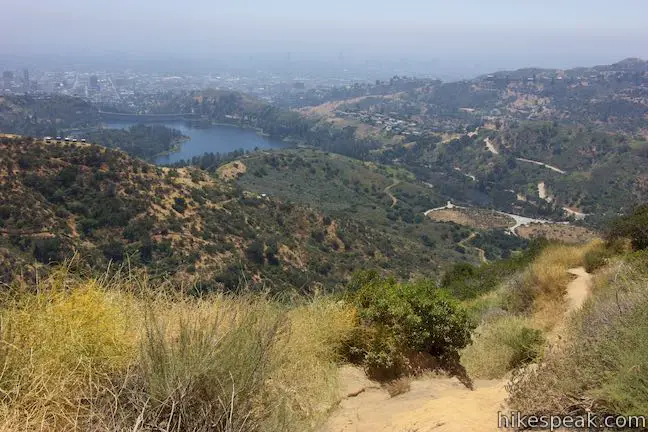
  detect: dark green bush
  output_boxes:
[344,271,474,380]
[102,240,125,262]
[441,239,546,300]
[246,240,266,265]
[607,203,648,250]
[172,197,187,214]
[33,237,63,264]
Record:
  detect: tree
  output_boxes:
[607,204,648,250]
[102,240,125,262]
[246,240,265,265]
[33,237,62,263]
[172,197,187,214]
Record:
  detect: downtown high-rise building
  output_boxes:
[23,69,30,92]
[90,75,99,90]
[2,71,14,90]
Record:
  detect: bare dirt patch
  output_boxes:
[484,137,499,155]
[517,224,598,243]
[299,96,373,118]
[427,208,514,230]
[217,160,247,181]
[299,93,405,118]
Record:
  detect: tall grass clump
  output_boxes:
[135,298,286,431]
[528,242,596,294]
[0,266,355,431]
[461,315,544,379]
[508,252,648,418]
[0,268,137,431]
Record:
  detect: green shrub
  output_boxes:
[246,240,266,265]
[440,240,546,300]
[32,237,63,264]
[344,271,474,380]
[505,326,545,369]
[607,203,648,250]
[172,197,187,214]
[583,247,612,273]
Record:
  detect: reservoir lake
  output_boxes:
[102,120,286,164]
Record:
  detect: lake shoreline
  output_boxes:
[103,120,289,165]
[152,135,191,159]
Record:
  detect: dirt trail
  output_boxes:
[565,267,592,313]
[384,180,401,208]
[545,266,593,351]
[459,232,487,263]
[484,137,499,155]
[321,367,507,432]
[515,157,566,175]
[323,268,594,432]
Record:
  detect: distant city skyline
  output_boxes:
[1,0,647,79]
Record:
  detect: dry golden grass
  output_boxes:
[0,266,356,432]
[461,315,543,379]
[517,224,599,244]
[461,241,603,379]
[217,160,247,181]
[508,252,648,418]
[529,241,601,330]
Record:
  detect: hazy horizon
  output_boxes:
[2,0,647,79]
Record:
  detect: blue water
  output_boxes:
[103,121,286,164]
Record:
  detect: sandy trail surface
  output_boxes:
[321,367,507,432]
[323,268,594,432]
[565,267,592,313]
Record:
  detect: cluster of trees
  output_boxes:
[607,203,648,250]
[169,149,250,171]
[83,124,186,161]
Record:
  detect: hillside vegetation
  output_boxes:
[0,137,471,292]
[3,61,647,224]
[0,94,99,137]
[507,252,648,419]
[234,148,493,267]
[2,201,648,430]
[80,124,188,161]
[2,59,648,430]
[505,205,648,418]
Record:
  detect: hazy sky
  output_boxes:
[2,0,647,75]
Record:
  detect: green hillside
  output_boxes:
[233,148,513,263]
